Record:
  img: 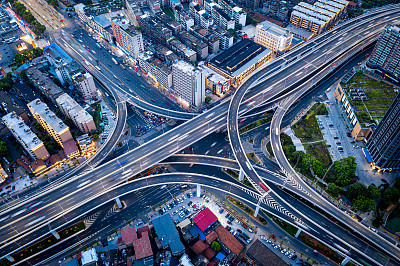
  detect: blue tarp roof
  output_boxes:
[216,252,225,261]
[197,225,206,241]
[362,148,373,163]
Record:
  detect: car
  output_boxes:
[285,251,291,256]
[274,245,280,249]
[291,255,297,260]
[136,221,143,226]
[281,249,287,254]
[225,213,230,218]
[320,126,325,130]
[329,124,334,127]
[172,210,178,215]
[336,142,341,145]
[79,39,83,43]
[151,99,156,103]
[246,238,251,243]
[369,227,377,232]
[334,136,339,139]
[237,229,242,233]
[248,228,253,233]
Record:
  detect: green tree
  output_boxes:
[368,184,381,200]
[352,195,375,212]
[205,96,212,104]
[382,187,400,205]
[235,24,242,30]
[0,141,9,158]
[327,183,341,197]
[211,241,221,252]
[92,134,99,141]
[346,182,368,201]
[333,157,356,186]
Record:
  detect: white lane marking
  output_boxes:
[77,180,91,188]
[168,134,180,141]
[11,209,27,217]
[295,72,303,77]
[24,216,46,227]
[276,128,279,135]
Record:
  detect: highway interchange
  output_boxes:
[1,3,400,265]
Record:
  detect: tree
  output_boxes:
[235,24,242,30]
[211,241,221,252]
[346,182,368,201]
[327,183,341,197]
[333,157,356,186]
[53,77,62,87]
[92,134,99,141]
[0,141,9,158]
[372,210,384,227]
[368,184,381,200]
[382,187,400,205]
[205,96,212,104]
[352,195,375,212]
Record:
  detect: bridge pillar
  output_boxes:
[115,197,122,209]
[239,168,245,182]
[341,257,350,265]
[5,255,14,262]
[295,228,302,238]
[254,205,260,217]
[197,185,201,197]
[51,230,60,240]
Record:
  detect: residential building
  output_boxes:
[44,43,74,85]
[190,2,214,29]
[262,1,289,22]
[255,20,293,53]
[0,91,29,122]
[173,5,195,31]
[212,26,233,49]
[168,39,197,62]
[152,214,185,256]
[76,134,96,154]
[179,31,209,59]
[367,24,400,81]
[0,163,8,183]
[2,112,50,160]
[246,240,286,266]
[153,44,179,64]
[111,20,144,59]
[71,71,97,101]
[142,17,173,45]
[208,39,272,87]
[63,139,80,159]
[172,61,205,108]
[56,93,96,134]
[190,26,220,54]
[27,99,73,148]
[199,62,230,95]
[11,82,38,104]
[206,3,235,30]
[218,0,246,26]
[139,54,173,89]
[366,93,400,171]
[26,67,64,104]
[157,13,182,35]
[120,226,154,264]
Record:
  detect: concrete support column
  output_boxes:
[115,197,122,209]
[51,230,60,240]
[5,255,14,262]
[254,205,260,217]
[341,257,350,265]
[239,168,245,182]
[295,228,302,238]
[197,184,201,197]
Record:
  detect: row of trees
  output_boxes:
[11,1,46,34]
[13,48,44,67]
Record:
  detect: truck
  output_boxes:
[111,58,118,65]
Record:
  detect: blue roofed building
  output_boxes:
[152,214,185,256]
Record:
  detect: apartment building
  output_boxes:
[199,62,230,95]
[206,3,235,30]
[139,54,173,89]
[157,13,182,35]
[217,0,246,26]
[27,99,73,148]
[56,93,96,134]
[111,20,144,59]
[173,5,195,31]
[179,31,209,59]
[71,71,97,101]
[26,67,64,104]
[142,17,173,45]
[2,112,50,160]
[191,26,220,54]
[255,20,293,53]
[368,24,400,81]
[190,2,214,29]
[212,26,233,50]
[168,39,197,62]
[172,61,205,108]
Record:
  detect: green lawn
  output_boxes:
[292,104,326,142]
[239,116,272,134]
[304,142,332,167]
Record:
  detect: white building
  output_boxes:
[72,72,97,101]
[255,21,293,53]
[111,18,144,59]
[56,93,96,134]
[232,6,246,26]
[172,61,205,108]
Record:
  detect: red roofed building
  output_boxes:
[121,226,138,245]
[203,247,215,260]
[214,225,243,256]
[133,232,153,260]
[192,240,207,255]
[63,139,79,158]
[193,208,218,232]
[205,230,218,244]
[137,225,150,237]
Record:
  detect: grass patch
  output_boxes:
[298,232,344,263]
[266,141,274,157]
[226,195,254,215]
[162,8,175,19]
[239,116,272,134]
[226,169,238,179]
[304,142,332,167]
[271,217,298,237]
[89,102,103,133]
[247,152,261,164]
[292,103,326,142]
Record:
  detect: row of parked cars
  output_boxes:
[260,235,298,261]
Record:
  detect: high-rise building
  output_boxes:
[111,20,144,59]
[172,61,205,108]
[366,93,400,170]
[27,99,74,148]
[255,20,293,53]
[2,112,50,160]
[71,72,97,101]
[368,24,400,81]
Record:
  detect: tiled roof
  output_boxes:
[214,225,243,255]
[193,208,218,232]
[63,139,79,157]
[192,240,207,255]
[205,230,218,244]
[203,248,215,260]
[133,232,153,260]
[121,226,138,244]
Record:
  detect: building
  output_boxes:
[26,67,64,104]
[139,54,173,89]
[0,91,29,122]
[11,82,38,104]
[212,26,233,50]
[366,93,400,171]
[173,5,195,31]
[290,0,348,35]
[179,31,209,59]
[246,240,286,266]
[334,83,372,141]
[206,2,235,30]
[208,39,272,87]
[27,99,73,148]
[172,61,205,108]
[71,71,97,101]
[151,214,185,256]
[190,2,214,29]
[192,208,219,234]
[367,24,400,82]
[111,19,144,59]
[217,0,246,26]
[157,13,182,35]
[255,20,293,53]
[0,163,8,183]
[76,134,96,154]
[168,39,197,62]
[190,26,220,54]
[2,112,50,160]
[43,43,73,85]
[56,93,96,134]
[142,17,173,45]
[199,62,230,95]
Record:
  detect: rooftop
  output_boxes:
[93,14,111,29]
[152,214,185,254]
[193,207,218,232]
[26,67,63,99]
[27,99,68,134]
[0,91,26,117]
[314,1,340,13]
[63,139,78,157]
[121,226,138,244]
[214,225,243,255]
[293,5,331,22]
[134,232,153,260]
[291,10,326,26]
[257,20,288,37]
[2,112,43,150]
[246,240,286,266]
[209,39,272,77]
[298,2,336,17]
[192,240,207,255]
[81,248,98,265]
